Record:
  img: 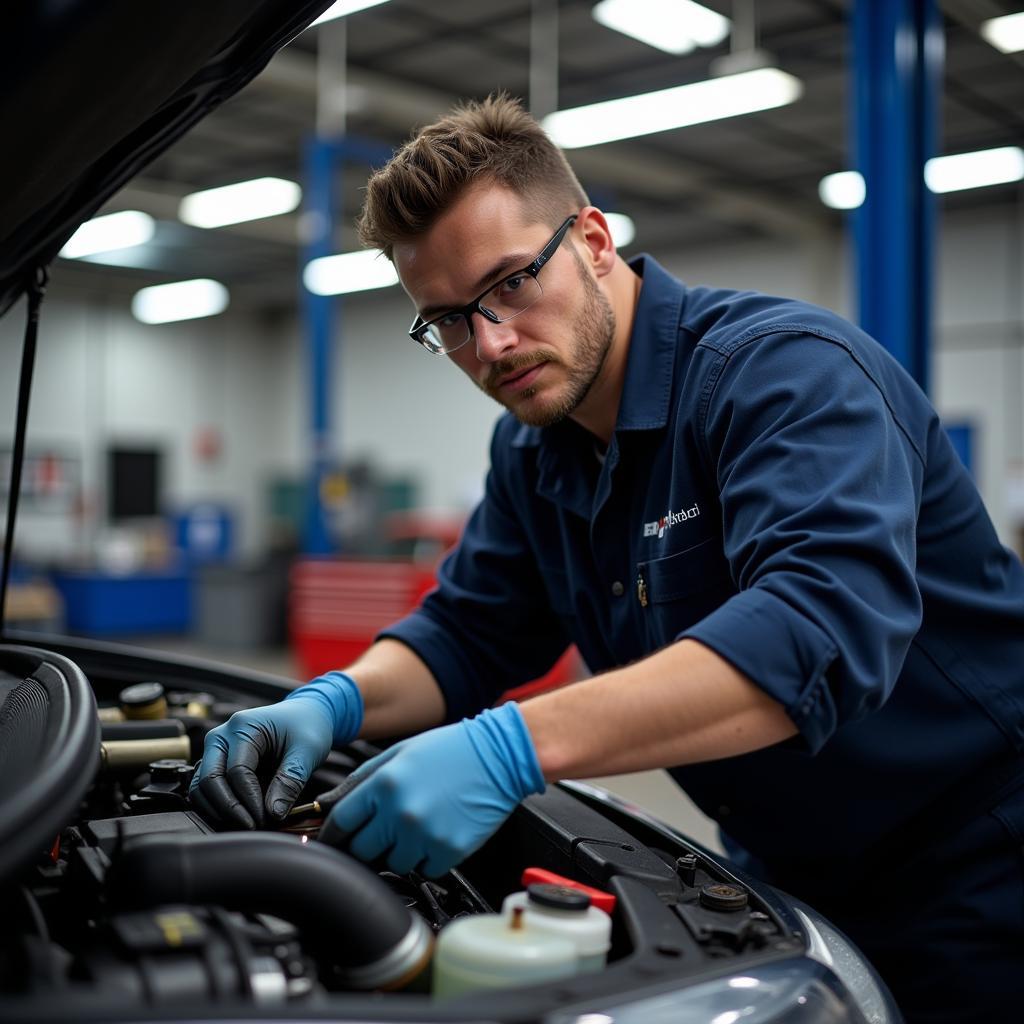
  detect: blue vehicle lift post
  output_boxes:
[853,0,943,394]
[300,134,395,556]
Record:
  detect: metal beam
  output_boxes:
[302,135,335,555]
[529,0,559,120]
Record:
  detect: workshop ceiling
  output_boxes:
[59,0,1024,313]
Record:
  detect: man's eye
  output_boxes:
[497,274,526,296]
[437,313,462,328]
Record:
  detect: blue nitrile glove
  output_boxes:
[189,671,363,830]
[318,702,545,878]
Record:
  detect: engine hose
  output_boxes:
[106,832,432,990]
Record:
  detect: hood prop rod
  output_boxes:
[0,266,48,640]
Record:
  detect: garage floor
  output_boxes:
[147,637,726,855]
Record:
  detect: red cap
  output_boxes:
[521,867,616,914]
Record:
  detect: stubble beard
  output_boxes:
[481,259,616,429]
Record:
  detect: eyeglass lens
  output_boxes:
[423,273,542,353]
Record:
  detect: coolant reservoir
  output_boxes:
[501,883,612,972]
[432,906,577,998]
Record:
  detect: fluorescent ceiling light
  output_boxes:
[818,147,1024,208]
[592,0,729,55]
[980,11,1024,53]
[304,249,400,296]
[818,171,865,210]
[542,68,803,149]
[310,0,390,27]
[605,212,636,247]
[132,280,229,324]
[179,177,302,229]
[59,210,154,259]
[925,146,1024,193]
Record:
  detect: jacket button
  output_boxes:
[611,581,625,596]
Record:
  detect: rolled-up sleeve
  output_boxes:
[682,331,925,753]
[379,424,571,723]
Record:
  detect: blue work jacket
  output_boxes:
[383,255,1024,880]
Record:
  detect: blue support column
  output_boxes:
[299,135,398,556]
[301,136,338,555]
[853,0,942,393]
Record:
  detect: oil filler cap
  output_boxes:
[120,682,168,720]
[699,882,749,911]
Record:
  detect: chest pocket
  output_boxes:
[638,536,736,648]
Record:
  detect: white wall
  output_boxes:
[331,290,502,512]
[0,297,302,562]
[932,204,1024,544]
[1,202,1021,571]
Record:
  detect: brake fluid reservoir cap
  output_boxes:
[699,882,749,911]
[521,868,617,914]
[528,884,591,912]
[120,682,167,720]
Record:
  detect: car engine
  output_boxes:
[1,642,853,1021]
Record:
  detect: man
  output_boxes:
[191,95,1024,1020]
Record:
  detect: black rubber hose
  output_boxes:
[106,832,431,988]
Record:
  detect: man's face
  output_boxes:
[395,186,616,428]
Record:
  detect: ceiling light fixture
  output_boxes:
[59,210,155,259]
[818,171,866,210]
[818,146,1024,209]
[309,0,391,27]
[132,279,230,324]
[592,0,729,55]
[304,249,400,296]
[924,146,1024,193]
[179,177,302,229]
[542,67,803,149]
[980,11,1024,53]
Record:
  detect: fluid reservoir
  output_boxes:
[432,906,576,998]
[501,883,612,972]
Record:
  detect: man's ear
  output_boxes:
[575,206,617,279]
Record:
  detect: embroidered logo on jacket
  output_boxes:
[643,504,700,539]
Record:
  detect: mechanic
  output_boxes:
[191,95,1024,1021]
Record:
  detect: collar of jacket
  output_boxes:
[508,255,687,519]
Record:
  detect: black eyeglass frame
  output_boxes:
[408,213,578,355]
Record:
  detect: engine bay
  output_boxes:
[0,642,807,1018]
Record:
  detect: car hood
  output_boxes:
[0,0,332,318]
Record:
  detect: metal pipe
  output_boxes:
[100,736,191,770]
[100,719,185,742]
[530,0,559,120]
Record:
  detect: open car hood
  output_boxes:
[0,0,333,632]
[0,0,332,318]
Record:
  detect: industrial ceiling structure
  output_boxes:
[55,0,1024,313]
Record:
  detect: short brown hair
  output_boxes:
[357,93,588,260]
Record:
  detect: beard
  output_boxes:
[480,254,616,428]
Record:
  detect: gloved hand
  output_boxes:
[318,701,545,877]
[189,671,363,829]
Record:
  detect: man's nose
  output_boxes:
[471,311,518,362]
